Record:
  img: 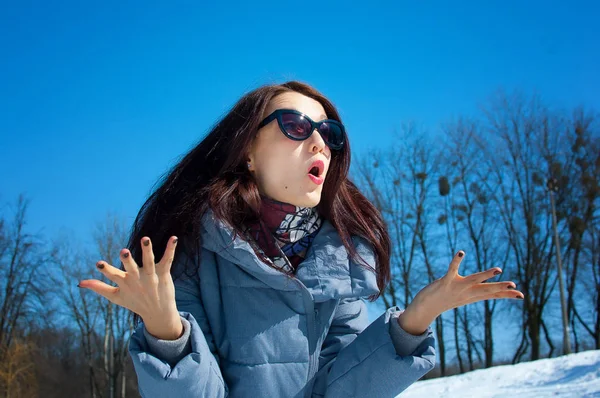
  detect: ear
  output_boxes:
[246,155,254,172]
[246,137,257,171]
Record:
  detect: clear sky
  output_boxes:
[1,1,599,341]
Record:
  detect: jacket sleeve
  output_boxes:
[128,260,228,398]
[312,297,435,398]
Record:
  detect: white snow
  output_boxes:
[400,349,600,397]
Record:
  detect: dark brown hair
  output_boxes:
[127,81,391,325]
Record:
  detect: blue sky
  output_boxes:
[1,1,598,356]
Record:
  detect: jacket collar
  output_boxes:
[199,209,379,302]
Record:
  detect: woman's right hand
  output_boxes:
[78,236,184,340]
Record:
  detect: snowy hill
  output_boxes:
[400,349,600,397]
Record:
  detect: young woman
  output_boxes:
[78,81,524,397]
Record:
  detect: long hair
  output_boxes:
[126,81,391,325]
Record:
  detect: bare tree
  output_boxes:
[440,118,512,368]
[436,144,467,373]
[558,109,600,351]
[355,124,449,375]
[50,235,104,398]
[0,339,37,398]
[0,195,45,354]
[92,213,135,398]
[479,91,565,361]
[49,211,136,398]
[356,145,417,310]
[407,132,450,377]
[0,194,53,397]
[557,108,600,350]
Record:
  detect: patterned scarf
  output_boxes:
[245,196,323,273]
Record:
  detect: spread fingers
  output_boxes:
[464,267,503,284]
[156,236,178,274]
[470,281,524,301]
[120,248,139,277]
[141,237,156,275]
[78,279,122,306]
[94,260,126,284]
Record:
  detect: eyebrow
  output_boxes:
[279,106,327,120]
[305,111,327,120]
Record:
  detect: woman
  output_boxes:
[78,81,524,397]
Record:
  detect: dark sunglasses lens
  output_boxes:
[319,122,344,149]
[281,113,312,139]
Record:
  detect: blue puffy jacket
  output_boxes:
[129,209,436,397]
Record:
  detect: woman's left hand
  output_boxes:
[398,250,524,335]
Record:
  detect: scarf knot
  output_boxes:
[245,196,322,273]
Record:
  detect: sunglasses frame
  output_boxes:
[257,108,345,150]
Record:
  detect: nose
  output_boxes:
[310,128,327,154]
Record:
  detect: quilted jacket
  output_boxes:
[129,209,436,397]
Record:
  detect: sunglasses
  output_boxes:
[257,109,345,150]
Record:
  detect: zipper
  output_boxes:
[293,278,318,396]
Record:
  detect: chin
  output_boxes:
[296,190,322,208]
[282,189,321,208]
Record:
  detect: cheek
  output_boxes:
[256,150,303,187]
[258,154,292,181]
[252,130,306,190]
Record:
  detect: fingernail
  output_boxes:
[458,252,463,257]
[173,238,178,244]
[123,252,129,258]
[77,283,81,288]
[516,295,523,299]
[96,262,104,269]
[507,285,515,289]
[494,270,501,275]
[143,239,150,246]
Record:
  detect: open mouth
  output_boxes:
[309,166,320,177]
[307,160,325,185]
[307,160,325,178]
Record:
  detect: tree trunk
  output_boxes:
[435,317,446,376]
[528,315,541,361]
[484,301,493,368]
[453,309,463,373]
[462,307,474,371]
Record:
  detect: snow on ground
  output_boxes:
[400,349,600,397]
